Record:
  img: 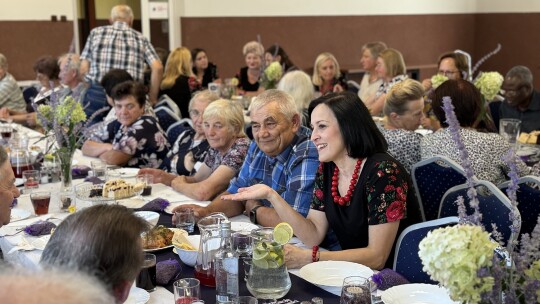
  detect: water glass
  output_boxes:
[30,191,51,215]
[59,189,76,213]
[23,170,40,190]
[499,118,521,147]
[175,209,195,233]
[174,278,201,304]
[340,276,371,304]
[242,257,252,282]
[232,231,252,257]
[235,296,258,304]
[91,160,107,179]
[138,174,154,196]
[136,253,157,292]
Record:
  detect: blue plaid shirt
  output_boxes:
[81,21,159,82]
[227,127,319,217]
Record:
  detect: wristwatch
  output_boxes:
[250,205,263,224]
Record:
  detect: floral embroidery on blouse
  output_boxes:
[204,137,250,173]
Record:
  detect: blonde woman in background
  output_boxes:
[277,70,314,127]
[358,41,387,103]
[236,41,265,96]
[364,48,408,116]
[312,52,347,96]
[380,79,425,172]
[160,47,201,118]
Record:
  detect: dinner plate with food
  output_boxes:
[142,225,182,252]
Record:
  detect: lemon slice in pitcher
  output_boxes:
[273,222,293,245]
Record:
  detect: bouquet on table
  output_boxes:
[260,61,283,90]
[418,97,540,304]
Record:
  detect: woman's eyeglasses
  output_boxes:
[438,70,459,77]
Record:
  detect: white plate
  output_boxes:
[231,222,258,232]
[10,208,32,222]
[381,283,458,304]
[142,227,180,252]
[15,178,24,187]
[125,286,150,304]
[109,168,139,178]
[299,261,374,287]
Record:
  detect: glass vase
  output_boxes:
[58,150,74,191]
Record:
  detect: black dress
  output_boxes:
[193,62,219,88]
[311,153,422,269]
[159,75,201,118]
[236,67,260,92]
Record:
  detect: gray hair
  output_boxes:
[111,4,133,22]
[506,65,533,85]
[0,53,7,69]
[242,41,264,58]
[188,89,220,111]
[203,99,246,138]
[361,41,387,59]
[277,70,314,113]
[40,205,149,295]
[58,53,81,72]
[250,89,299,121]
[384,79,425,116]
[0,266,114,303]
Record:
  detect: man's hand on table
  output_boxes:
[172,204,209,225]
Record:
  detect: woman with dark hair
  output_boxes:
[191,48,220,88]
[82,81,169,168]
[264,44,298,73]
[421,79,535,185]
[222,92,422,270]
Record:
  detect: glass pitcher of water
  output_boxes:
[194,212,228,287]
[247,227,291,300]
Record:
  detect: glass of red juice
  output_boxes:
[136,253,157,292]
[23,170,40,191]
[174,278,200,304]
[30,192,51,215]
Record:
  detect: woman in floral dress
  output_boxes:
[140,99,250,201]
[222,92,422,270]
[82,81,169,168]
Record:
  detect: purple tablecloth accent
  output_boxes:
[152,212,339,302]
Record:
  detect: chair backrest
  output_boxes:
[155,106,181,133]
[166,118,193,144]
[439,180,520,246]
[411,155,468,221]
[393,216,459,283]
[156,94,182,118]
[499,175,540,237]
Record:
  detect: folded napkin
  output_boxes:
[72,165,91,179]
[23,220,56,236]
[371,268,410,290]
[84,176,105,184]
[156,259,181,285]
[7,235,51,254]
[138,198,170,212]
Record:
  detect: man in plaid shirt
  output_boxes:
[80,4,163,123]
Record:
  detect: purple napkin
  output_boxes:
[139,198,170,212]
[84,176,105,184]
[24,220,57,236]
[72,165,91,179]
[156,259,181,285]
[371,268,410,290]
[10,198,18,208]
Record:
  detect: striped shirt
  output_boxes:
[0,73,26,112]
[227,127,319,217]
[80,21,159,82]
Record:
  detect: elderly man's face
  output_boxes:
[250,101,300,157]
[501,76,532,108]
[0,160,20,227]
[58,58,76,86]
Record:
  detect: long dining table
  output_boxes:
[0,124,341,303]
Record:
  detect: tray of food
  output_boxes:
[142,225,181,252]
[75,179,145,202]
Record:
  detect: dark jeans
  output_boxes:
[84,81,110,127]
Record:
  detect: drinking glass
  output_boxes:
[1,124,13,142]
[30,192,51,215]
[91,160,107,179]
[134,175,147,199]
[175,208,195,233]
[138,174,154,196]
[232,231,252,257]
[235,296,258,304]
[499,118,521,148]
[59,189,76,213]
[23,170,40,191]
[136,253,157,292]
[340,276,371,304]
[174,278,201,304]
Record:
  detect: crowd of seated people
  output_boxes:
[2,3,540,274]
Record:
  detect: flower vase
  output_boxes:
[58,150,74,191]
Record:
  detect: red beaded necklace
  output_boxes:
[331,158,364,206]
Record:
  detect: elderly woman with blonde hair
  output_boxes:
[236,41,265,96]
[380,78,425,172]
[277,70,314,127]
[312,52,348,96]
[160,47,201,118]
[140,99,250,201]
[365,48,408,116]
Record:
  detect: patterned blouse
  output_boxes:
[204,137,250,174]
[379,127,422,172]
[421,128,532,185]
[162,128,210,176]
[374,74,408,98]
[90,115,170,168]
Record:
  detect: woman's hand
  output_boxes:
[220,184,274,202]
[138,168,176,186]
[0,108,9,119]
[333,84,344,93]
[284,244,312,269]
